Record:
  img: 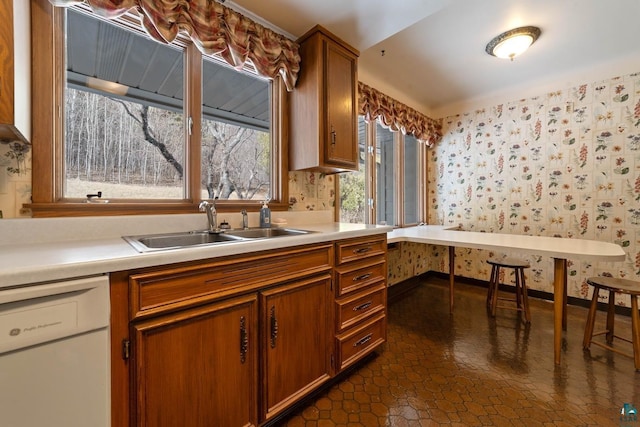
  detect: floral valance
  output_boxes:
[358,82,442,146]
[49,0,301,91]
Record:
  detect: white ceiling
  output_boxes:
[230,0,640,118]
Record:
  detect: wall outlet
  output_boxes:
[565,102,574,113]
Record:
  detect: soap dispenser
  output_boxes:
[259,199,271,228]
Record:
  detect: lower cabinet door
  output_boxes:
[132,294,258,427]
[260,274,332,422]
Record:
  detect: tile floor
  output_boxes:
[282,277,640,426]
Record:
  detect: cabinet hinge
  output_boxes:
[122,339,130,360]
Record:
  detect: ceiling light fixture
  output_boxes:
[485,26,541,61]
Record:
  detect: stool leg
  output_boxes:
[491,267,500,317]
[520,267,531,324]
[606,290,616,345]
[583,285,600,349]
[631,295,640,370]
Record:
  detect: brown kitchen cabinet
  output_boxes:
[289,25,359,173]
[333,235,388,373]
[132,294,258,427]
[0,0,30,142]
[109,242,335,427]
[259,274,332,423]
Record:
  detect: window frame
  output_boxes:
[401,132,423,226]
[28,0,288,217]
[337,116,427,227]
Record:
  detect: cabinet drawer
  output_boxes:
[336,313,386,371]
[336,283,385,332]
[335,259,385,296]
[129,244,332,319]
[336,236,386,265]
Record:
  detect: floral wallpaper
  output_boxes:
[387,242,431,286]
[0,140,32,218]
[427,71,640,307]
[287,171,335,211]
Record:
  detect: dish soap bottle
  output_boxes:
[259,199,271,228]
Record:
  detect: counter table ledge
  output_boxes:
[387,225,626,365]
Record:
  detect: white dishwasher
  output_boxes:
[0,275,110,427]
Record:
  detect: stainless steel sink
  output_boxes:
[123,227,313,252]
[123,230,245,252]
[224,227,311,239]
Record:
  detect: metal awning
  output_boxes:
[66,9,270,131]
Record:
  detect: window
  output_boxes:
[375,123,396,226]
[200,56,271,201]
[65,9,186,200]
[339,116,427,227]
[30,1,286,216]
[403,134,421,225]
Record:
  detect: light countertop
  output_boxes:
[0,213,391,289]
[388,225,626,261]
[3,218,625,290]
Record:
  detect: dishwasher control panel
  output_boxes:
[0,275,109,354]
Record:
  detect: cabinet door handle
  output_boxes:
[353,333,373,347]
[240,316,248,364]
[331,126,337,146]
[353,273,372,282]
[353,247,372,255]
[353,301,372,312]
[270,306,278,349]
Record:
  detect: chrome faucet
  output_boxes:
[241,209,249,229]
[199,199,219,233]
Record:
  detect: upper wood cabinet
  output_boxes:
[0,0,30,142]
[289,25,359,173]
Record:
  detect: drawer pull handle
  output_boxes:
[240,316,248,364]
[353,247,372,254]
[270,306,278,349]
[353,273,372,282]
[353,333,373,347]
[353,301,372,311]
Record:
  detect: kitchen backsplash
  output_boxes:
[0,140,31,218]
[428,71,640,305]
[287,171,335,211]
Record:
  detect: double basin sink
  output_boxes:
[124,227,313,252]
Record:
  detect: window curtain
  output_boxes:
[358,82,442,146]
[49,0,301,91]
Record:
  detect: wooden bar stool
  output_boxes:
[583,276,640,370]
[486,257,531,324]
